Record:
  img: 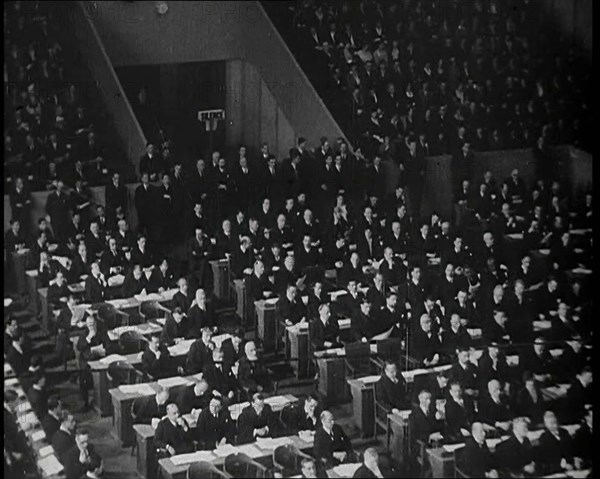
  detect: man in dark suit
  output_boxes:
[45,180,70,242]
[477,379,514,432]
[536,410,574,474]
[27,373,48,419]
[448,348,478,393]
[131,387,169,425]
[172,277,192,313]
[246,260,274,302]
[291,395,321,433]
[63,429,103,479]
[155,403,194,455]
[188,288,216,335]
[409,314,442,367]
[51,411,77,465]
[84,262,107,303]
[239,341,271,393]
[175,379,212,415]
[278,284,307,326]
[203,348,235,400]
[565,366,593,424]
[310,303,340,351]
[105,172,127,228]
[139,143,162,181]
[495,417,538,477]
[141,334,177,380]
[134,172,155,235]
[375,361,408,413]
[353,447,389,478]
[572,405,592,470]
[160,307,192,346]
[100,236,124,279]
[237,393,277,444]
[457,422,499,478]
[444,382,476,442]
[313,410,354,469]
[6,332,30,376]
[122,264,149,297]
[148,258,175,293]
[194,396,234,450]
[408,390,444,457]
[221,330,244,370]
[41,398,63,440]
[186,328,214,374]
[378,247,407,288]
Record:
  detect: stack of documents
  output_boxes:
[99,354,126,365]
[157,377,192,389]
[229,402,249,421]
[264,396,292,408]
[170,451,215,466]
[107,274,125,287]
[213,444,239,457]
[168,339,194,356]
[37,455,64,476]
[331,463,362,477]
[119,384,155,396]
[237,443,263,458]
[255,436,293,449]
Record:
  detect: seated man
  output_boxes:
[64,428,103,479]
[84,261,107,303]
[141,334,178,379]
[239,341,271,393]
[536,410,574,475]
[221,329,244,369]
[483,309,512,345]
[444,381,475,443]
[353,447,389,478]
[519,336,556,385]
[47,270,70,310]
[27,373,48,419]
[299,457,319,479]
[279,284,307,327]
[565,365,593,424]
[314,410,354,469]
[441,313,471,356]
[495,417,537,477]
[131,387,169,425]
[408,390,443,470]
[477,379,514,433]
[175,379,212,416]
[185,327,214,374]
[160,307,192,346]
[514,371,545,426]
[122,264,149,297]
[203,348,236,401]
[572,405,592,470]
[237,392,277,444]
[188,288,216,335]
[310,303,341,351]
[457,422,499,478]
[409,314,442,367]
[246,260,274,302]
[194,396,234,450]
[375,360,408,414]
[292,395,321,433]
[154,403,193,455]
[41,398,63,440]
[448,348,478,395]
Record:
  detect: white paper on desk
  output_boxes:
[17,412,37,431]
[538,249,551,255]
[264,396,291,408]
[37,454,64,475]
[171,451,215,466]
[155,317,167,326]
[157,376,192,389]
[443,443,466,453]
[571,267,592,275]
[4,377,18,387]
[4,298,14,307]
[214,443,239,458]
[527,429,544,442]
[486,437,506,449]
[99,354,126,365]
[119,383,155,396]
[533,320,552,331]
[467,328,482,339]
[135,293,162,302]
[38,445,54,458]
[562,424,580,436]
[567,468,591,478]
[237,443,263,458]
[168,339,194,356]
[329,290,347,301]
[107,274,125,287]
[359,375,380,384]
[332,463,362,478]
[212,334,231,349]
[338,318,351,329]
[160,288,178,301]
[30,429,46,441]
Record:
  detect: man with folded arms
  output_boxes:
[175,379,212,417]
[408,390,444,474]
[131,387,169,426]
[52,411,77,465]
[313,410,354,469]
[375,361,408,415]
[536,410,574,474]
[444,381,475,443]
[203,348,236,401]
[64,428,103,479]
[495,417,537,477]
[155,403,193,456]
[194,396,234,450]
[142,333,178,380]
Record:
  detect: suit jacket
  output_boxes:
[160,316,192,346]
[154,417,193,454]
[408,407,442,452]
[357,236,382,262]
[203,362,231,396]
[409,329,441,364]
[132,246,154,269]
[185,339,213,374]
[84,274,106,303]
[313,424,353,467]
[310,318,340,350]
[131,395,167,424]
[6,343,31,376]
[172,291,192,313]
[175,387,212,415]
[238,356,270,392]
[134,183,156,227]
[378,259,407,287]
[105,181,127,218]
[458,437,497,477]
[141,345,174,380]
[444,396,475,441]
[64,444,102,479]
[148,267,175,292]
[122,272,149,297]
[448,362,478,391]
[100,249,124,277]
[278,296,306,325]
[246,273,273,302]
[194,407,234,450]
[572,423,592,463]
[188,302,216,334]
[477,395,513,425]
[495,434,535,474]
[51,429,76,465]
[27,386,48,419]
[292,402,321,433]
[237,404,277,444]
[76,326,110,366]
[375,374,408,410]
[71,253,91,279]
[41,412,61,440]
[536,428,573,474]
[221,338,243,369]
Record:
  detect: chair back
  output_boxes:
[272,444,300,472]
[279,403,297,435]
[188,461,232,479]
[107,360,135,387]
[97,303,118,329]
[223,452,268,478]
[376,338,404,361]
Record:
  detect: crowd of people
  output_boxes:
[4,0,131,193]
[266,0,592,156]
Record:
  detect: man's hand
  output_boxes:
[284,319,293,327]
[496,421,510,431]
[228,391,235,399]
[574,457,584,470]
[523,462,535,474]
[429,432,443,442]
[431,353,440,365]
[361,337,368,343]
[324,341,332,348]
[166,445,176,455]
[333,451,347,462]
[485,470,499,478]
[392,408,400,416]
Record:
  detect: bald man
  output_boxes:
[458,422,499,478]
[154,403,193,455]
[353,447,386,478]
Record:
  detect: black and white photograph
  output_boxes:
[3,1,593,478]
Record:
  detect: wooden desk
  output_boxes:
[26,269,39,317]
[255,299,278,353]
[106,321,163,342]
[233,278,247,325]
[88,338,195,416]
[158,435,313,479]
[347,376,378,437]
[288,324,310,379]
[315,355,346,406]
[110,373,201,447]
[38,287,49,332]
[210,259,230,300]
[388,411,410,467]
[427,447,456,478]
[135,395,298,479]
